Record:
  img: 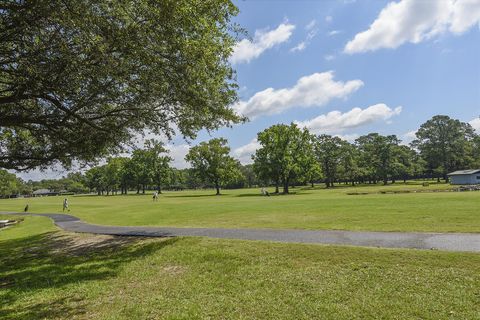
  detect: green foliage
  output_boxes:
[412,115,476,179]
[0,169,24,197]
[0,0,242,170]
[355,133,402,185]
[185,138,243,195]
[313,135,345,188]
[253,123,315,193]
[144,140,172,193]
[240,164,258,188]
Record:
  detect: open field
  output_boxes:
[1,215,479,319]
[0,182,478,233]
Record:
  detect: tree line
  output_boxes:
[1,115,478,197]
[250,115,478,193]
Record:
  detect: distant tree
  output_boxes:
[471,135,480,168]
[85,166,107,195]
[129,149,152,194]
[103,158,126,195]
[183,168,203,190]
[0,0,242,171]
[144,140,172,193]
[393,145,418,183]
[356,133,401,185]
[338,141,361,186]
[169,168,187,190]
[240,164,257,188]
[253,123,314,194]
[411,152,427,179]
[313,135,345,188]
[0,169,23,197]
[185,138,242,195]
[412,115,476,181]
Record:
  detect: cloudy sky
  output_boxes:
[18,0,480,180]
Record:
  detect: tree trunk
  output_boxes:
[311,181,314,188]
[275,180,279,194]
[215,182,220,195]
[283,178,289,194]
[142,185,145,194]
[158,184,162,194]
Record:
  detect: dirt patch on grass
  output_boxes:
[162,265,187,275]
[47,232,146,256]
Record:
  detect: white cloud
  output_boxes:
[401,130,417,145]
[334,133,360,142]
[306,19,318,31]
[328,30,342,36]
[470,118,480,132]
[12,166,71,181]
[290,41,307,52]
[324,54,335,61]
[166,144,190,169]
[404,130,417,139]
[233,71,364,119]
[230,22,295,64]
[345,0,480,54]
[291,21,319,52]
[325,15,333,23]
[295,104,402,134]
[232,139,260,164]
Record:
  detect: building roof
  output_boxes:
[447,169,480,176]
[32,188,54,195]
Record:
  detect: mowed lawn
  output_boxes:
[1,215,479,320]
[1,182,478,233]
[1,182,479,233]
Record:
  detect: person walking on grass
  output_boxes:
[63,198,70,212]
[152,191,159,202]
[261,187,270,197]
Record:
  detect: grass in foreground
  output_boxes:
[1,215,479,319]
[0,182,478,232]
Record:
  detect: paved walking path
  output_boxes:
[1,212,479,252]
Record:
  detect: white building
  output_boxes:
[32,189,59,197]
[447,169,480,185]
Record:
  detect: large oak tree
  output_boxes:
[0,0,242,170]
[185,138,242,195]
[412,115,476,180]
[253,123,315,194]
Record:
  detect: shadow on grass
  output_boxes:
[235,191,301,197]
[166,194,222,198]
[0,232,178,319]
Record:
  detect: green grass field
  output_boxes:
[1,214,479,319]
[1,182,478,232]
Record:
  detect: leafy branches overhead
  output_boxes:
[0,0,242,170]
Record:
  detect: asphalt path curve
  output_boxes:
[1,212,479,252]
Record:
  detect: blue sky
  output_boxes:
[18,0,480,180]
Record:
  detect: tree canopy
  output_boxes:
[253,123,315,194]
[0,0,242,171]
[412,115,476,180]
[185,138,242,195]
